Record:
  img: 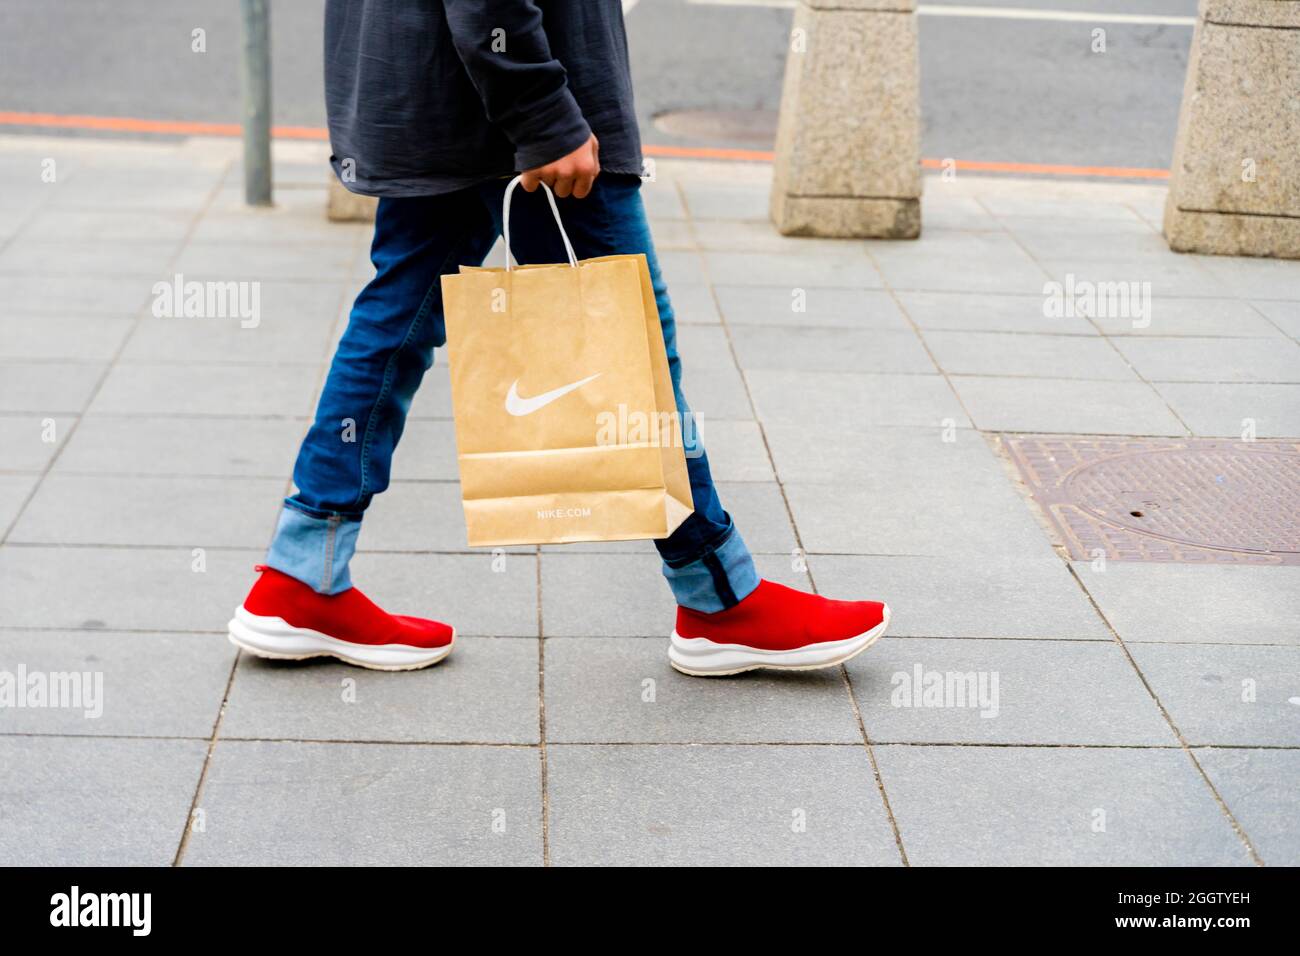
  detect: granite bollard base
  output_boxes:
[1163,0,1300,259]
[771,194,921,240]
[770,0,922,239]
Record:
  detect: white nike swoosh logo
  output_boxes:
[505,372,602,417]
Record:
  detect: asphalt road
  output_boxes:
[0,0,1197,170]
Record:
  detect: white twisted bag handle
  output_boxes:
[501,174,578,271]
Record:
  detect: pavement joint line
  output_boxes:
[1062,562,1266,866]
[0,158,234,548]
[536,544,550,867]
[1245,298,1300,341]
[683,180,913,866]
[172,645,240,866]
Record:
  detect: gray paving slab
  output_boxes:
[47,167,223,211]
[849,637,1174,745]
[1074,562,1300,646]
[53,415,302,477]
[919,196,999,231]
[544,637,862,743]
[358,480,476,552]
[541,552,810,637]
[647,217,694,250]
[159,276,350,324]
[1002,222,1170,263]
[641,178,689,220]
[867,232,1048,294]
[714,285,909,330]
[809,554,1111,640]
[692,220,880,256]
[386,420,460,481]
[172,240,358,282]
[923,330,1138,381]
[1038,257,1229,299]
[897,290,1097,335]
[183,740,542,866]
[980,196,1146,222]
[656,250,709,289]
[664,281,721,324]
[711,480,799,555]
[20,207,194,242]
[950,376,1187,435]
[746,369,970,429]
[1195,748,1300,866]
[0,315,134,361]
[785,477,1059,560]
[1153,382,1300,438]
[0,412,73,470]
[728,326,936,374]
[546,744,900,866]
[0,473,37,531]
[0,361,104,413]
[1091,296,1283,338]
[674,323,737,368]
[760,419,1000,486]
[0,544,259,632]
[875,744,1251,866]
[1194,255,1300,301]
[0,630,233,737]
[221,635,538,743]
[678,180,770,221]
[1253,299,1300,338]
[679,360,752,419]
[348,551,539,637]
[705,250,883,290]
[122,311,341,365]
[1113,336,1300,384]
[0,735,206,865]
[693,419,773,481]
[90,362,322,417]
[190,208,365,246]
[9,474,283,548]
[0,275,153,315]
[1127,643,1300,747]
[0,239,180,277]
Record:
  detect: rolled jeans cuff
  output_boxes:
[264,505,361,595]
[661,524,760,613]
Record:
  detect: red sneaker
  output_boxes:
[669,579,889,677]
[228,566,455,671]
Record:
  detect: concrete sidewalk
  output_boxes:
[0,134,1296,866]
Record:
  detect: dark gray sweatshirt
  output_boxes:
[325,0,642,197]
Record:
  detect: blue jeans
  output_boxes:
[265,174,759,613]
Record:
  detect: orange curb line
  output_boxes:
[0,109,1170,179]
[920,156,1169,180]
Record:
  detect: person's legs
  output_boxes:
[229,188,498,670]
[265,190,498,592]
[482,174,760,613]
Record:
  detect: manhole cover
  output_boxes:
[652,109,778,146]
[1001,436,1300,565]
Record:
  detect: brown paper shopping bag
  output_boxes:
[440,176,694,547]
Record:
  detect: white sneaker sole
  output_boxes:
[227,606,454,672]
[668,604,890,677]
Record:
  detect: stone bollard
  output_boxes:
[1164,0,1300,259]
[770,0,921,239]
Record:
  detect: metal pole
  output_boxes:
[240,0,272,206]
